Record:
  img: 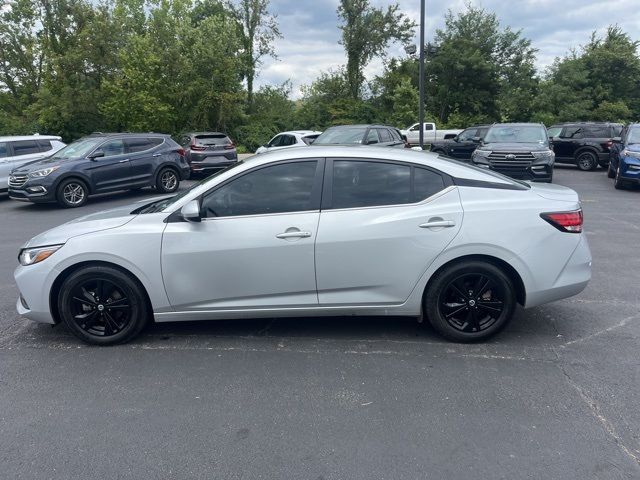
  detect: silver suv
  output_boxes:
[0,135,65,192]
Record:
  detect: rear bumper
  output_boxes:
[525,235,592,308]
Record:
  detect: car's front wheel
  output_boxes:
[156,167,179,193]
[56,178,88,208]
[614,166,629,190]
[424,261,516,342]
[57,265,149,345]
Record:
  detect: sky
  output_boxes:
[255,0,640,98]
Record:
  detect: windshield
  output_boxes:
[135,161,245,214]
[313,127,367,145]
[484,125,548,144]
[52,138,103,159]
[627,128,640,145]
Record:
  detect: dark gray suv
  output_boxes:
[179,132,238,176]
[9,133,189,207]
[471,123,555,183]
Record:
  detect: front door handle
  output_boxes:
[152,153,162,157]
[276,231,312,239]
[419,219,456,228]
[118,159,130,163]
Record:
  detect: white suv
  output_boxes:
[0,135,65,192]
[255,130,322,154]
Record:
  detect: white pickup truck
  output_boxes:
[400,123,462,146]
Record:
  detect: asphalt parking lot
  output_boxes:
[0,165,639,479]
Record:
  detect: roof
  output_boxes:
[85,132,171,138]
[0,135,62,142]
[187,132,229,136]
[281,130,322,136]
[551,121,623,126]
[324,124,400,129]
[488,123,546,128]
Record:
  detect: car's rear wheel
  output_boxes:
[424,261,516,342]
[56,178,88,208]
[58,265,149,345]
[156,167,179,193]
[576,151,598,171]
[607,164,616,178]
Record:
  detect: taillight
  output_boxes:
[224,142,236,150]
[176,148,185,157]
[605,140,613,148]
[190,144,205,151]
[540,209,583,233]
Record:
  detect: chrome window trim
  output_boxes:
[200,209,321,221]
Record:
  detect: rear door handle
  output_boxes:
[118,159,130,163]
[276,231,312,239]
[152,153,162,157]
[419,220,456,228]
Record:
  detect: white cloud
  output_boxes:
[255,0,640,97]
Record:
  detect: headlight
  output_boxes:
[472,150,491,164]
[18,244,63,266]
[532,150,553,159]
[622,149,640,159]
[28,166,60,178]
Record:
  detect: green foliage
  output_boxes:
[427,3,538,125]
[338,0,415,99]
[534,26,640,124]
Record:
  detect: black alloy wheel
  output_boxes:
[424,261,516,342]
[58,265,149,345]
[576,151,598,171]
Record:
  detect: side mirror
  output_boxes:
[89,149,104,160]
[181,199,201,222]
[472,136,482,143]
[366,139,379,145]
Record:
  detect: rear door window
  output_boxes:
[365,129,380,145]
[561,127,583,139]
[0,143,7,158]
[37,140,52,152]
[415,168,445,201]
[268,135,284,147]
[126,137,163,153]
[377,129,392,143]
[11,140,41,156]
[331,160,411,208]
[584,126,610,138]
[282,135,297,146]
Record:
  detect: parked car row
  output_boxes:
[0,135,66,192]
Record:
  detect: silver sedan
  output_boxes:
[14,146,592,345]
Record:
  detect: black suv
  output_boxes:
[547,122,623,170]
[9,133,190,207]
[179,132,238,176]
[471,123,554,182]
[313,125,407,148]
[429,125,490,160]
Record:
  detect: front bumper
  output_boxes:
[473,160,553,181]
[14,261,59,324]
[620,159,640,182]
[9,183,56,203]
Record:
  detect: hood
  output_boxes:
[481,142,549,152]
[12,156,81,173]
[529,182,579,203]
[23,203,140,248]
[624,143,640,153]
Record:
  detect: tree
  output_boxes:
[337,0,415,99]
[533,26,640,123]
[427,3,537,125]
[229,0,281,110]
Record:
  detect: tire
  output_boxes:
[614,166,629,190]
[575,151,598,171]
[607,164,616,179]
[57,265,149,345]
[424,261,516,342]
[56,178,89,208]
[156,167,180,193]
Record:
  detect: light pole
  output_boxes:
[418,0,425,149]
